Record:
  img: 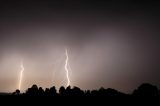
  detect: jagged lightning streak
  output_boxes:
[65,49,71,87]
[18,61,24,90]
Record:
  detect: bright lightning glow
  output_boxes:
[65,49,71,87]
[18,61,24,90]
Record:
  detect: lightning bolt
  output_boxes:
[65,49,71,87]
[18,61,24,90]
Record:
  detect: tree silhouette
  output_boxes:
[59,86,65,96]
[38,87,45,96]
[7,83,160,97]
[65,86,72,96]
[12,89,20,95]
[72,86,84,96]
[133,83,158,96]
[26,84,39,96]
[45,88,50,96]
[49,86,57,96]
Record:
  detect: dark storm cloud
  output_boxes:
[0,0,160,92]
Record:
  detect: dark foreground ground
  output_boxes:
[0,95,159,105]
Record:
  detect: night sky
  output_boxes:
[0,0,160,93]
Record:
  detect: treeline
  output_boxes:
[12,83,159,97]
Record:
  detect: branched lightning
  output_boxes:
[65,49,71,87]
[18,61,24,90]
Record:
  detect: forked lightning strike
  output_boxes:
[65,49,71,87]
[18,61,24,90]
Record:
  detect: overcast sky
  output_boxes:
[0,0,160,93]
